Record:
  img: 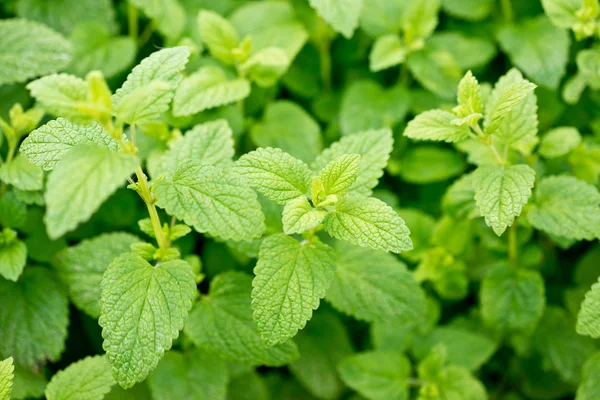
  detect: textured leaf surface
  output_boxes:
[326,242,425,322]
[235,147,312,205]
[0,240,27,282]
[45,145,139,239]
[156,120,234,178]
[21,118,119,171]
[26,74,90,120]
[577,278,600,338]
[154,161,265,241]
[312,128,393,196]
[112,47,189,124]
[198,10,240,64]
[324,196,412,253]
[404,109,471,143]
[338,351,410,400]
[148,349,228,400]
[0,19,72,85]
[471,164,536,236]
[45,355,115,400]
[99,253,196,388]
[528,175,600,241]
[56,232,141,318]
[0,267,69,368]
[0,357,14,400]
[185,272,299,366]
[481,264,545,332]
[172,67,250,116]
[252,234,336,346]
[308,0,362,38]
[282,196,327,235]
[318,154,360,198]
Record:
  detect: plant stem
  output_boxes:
[471,123,506,165]
[488,143,506,165]
[508,223,518,264]
[134,166,169,251]
[501,0,514,23]
[319,39,332,92]
[128,2,138,41]
[138,22,155,47]
[399,63,410,86]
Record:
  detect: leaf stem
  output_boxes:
[508,223,518,264]
[138,22,156,47]
[135,166,169,250]
[317,17,332,92]
[128,2,138,41]
[501,0,514,23]
[470,123,507,165]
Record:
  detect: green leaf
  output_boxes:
[396,146,466,184]
[369,34,406,72]
[21,118,119,171]
[289,311,353,400]
[45,355,115,400]
[359,0,407,36]
[497,16,570,89]
[455,70,483,117]
[406,45,462,100]
[541,0,581,28]
[172,66,250,117]
[154,161,265,241]
[404,109,471,143]
[55,232,141,318]
[184,271,300,366]
[252,234,336,346]
[326,242,425,322]
[484,68,537,140]
[480,263,545,333]
[240,47,290,88]
[0,267,69,368]
[68,23,136,79]
[0,19,72,85]
[45,144,139,239]
[0,357,14,400]
[324,195,412,253]
[312,128,393,196]
[99,253,196,388]
[198,9,240,64]
[402,0,440,44]
[317,154,360,198]
[26,74,91,121]
[442,0,493,21]
[147,349,228,400]
[528,175,600,241]
[576,352,600,400]
[0,155,43,191]
[308,0,362,38]
[234,147,312,205]
[427,32,497,71]
[10,365,47,400]
[0,193,27,229]
[471,164,536,236]
[339,81,409,136]
[0,239,26,282]
[155,119,234,178]
[442,173,478,219]
[338,351,411,400]
[250,100,322,164]
[130,0,185,39]
[112,47,190,124]
[282,196,327,235]
[578,48,600,89]
[539,127,582,158]
[577,278,600,338]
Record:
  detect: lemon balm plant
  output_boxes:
[1,0,600,399]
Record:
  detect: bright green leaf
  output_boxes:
[45,355,115,400]
[0,155,43,191]
[282,196,327,235]
[577,278,600,338]
[0,239,27,282]
[0,357,14,400]
[369,34,406,72]
[539,127,582,158]
[308,0,362,38]
[404,109,471,143]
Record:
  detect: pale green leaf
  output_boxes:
[56,232,141,319]
[112,47,190,124]
[442,173,478,219]
[578,48,600,89]
[539,127,582,158]
[99,253,196,388]
[0,357,14,400]
[148,349,228,400]
[0,155,43,191]
[455,70,483,116]
[184,271,300,366]
[198,9,240,64]
[252,234,336,346]
[404,109,470,143]
[541,0,581,28]
[326,242,425,322]
[0,19,72,85]
[154,161,265,241]
[250,100,322,164]
[471,164,536,236]
[234,147,312,205]
[528,175,600,241]
[406,45,462,100]
[577,278,600,338]
[576,352,600,400]
[359,0,407,36]
[324,195,412,253]
[308,0,362,38]
[402,0,440,43]
[312,128,393,196]
[0,239,27,282]
[369,34,406,72]
[318,154,360,198]
[289,311,353,400]
[338,351,411,400]
[0,267,69,368]
[131,0,185,39]
[156,119,234,178]
[422,32,497,71]
[484,68,537,139]
[480,263,545,333]
[282,196,327,235]
[45,144,139,239]
[21,118,119,171]
[172,66,250,117]
[45,355,115,400]
[497,16,570,89]
[26,74,90,121]
[240,47,290,88]
[442,0,493,21]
